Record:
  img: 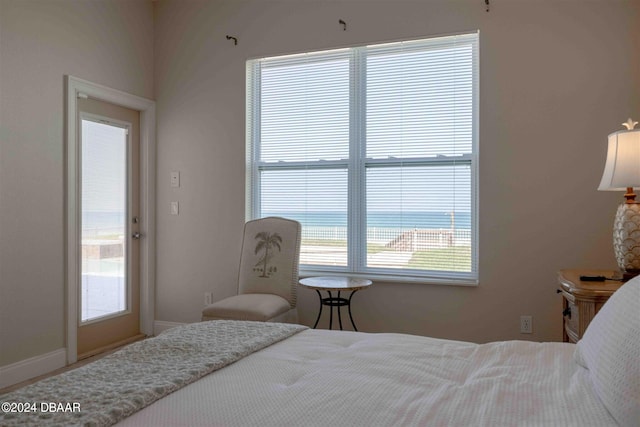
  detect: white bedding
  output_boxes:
[118,329,618,427]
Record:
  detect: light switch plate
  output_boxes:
[170,201,179,215]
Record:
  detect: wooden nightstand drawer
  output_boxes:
[557,270,623,343]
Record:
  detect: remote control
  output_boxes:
[579,275,606,282]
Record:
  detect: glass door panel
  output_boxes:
[80,119,128,322]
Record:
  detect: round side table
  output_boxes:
[299,276,372,331]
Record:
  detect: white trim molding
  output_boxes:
[0,349,66,389]
[65,76,156,365]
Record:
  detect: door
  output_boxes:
[77,97,143,359]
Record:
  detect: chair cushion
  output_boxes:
[201,294,291,322]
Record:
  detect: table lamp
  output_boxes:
[598,118,640,280]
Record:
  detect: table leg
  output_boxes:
[312,288,359,331]
[312,289,323,329]
[337,291,343,330]
[348,290,359,331]
[328,291,334,330]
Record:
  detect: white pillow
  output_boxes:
[574,276,640,427]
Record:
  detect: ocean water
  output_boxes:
[82,211,126,229]
[82,211,472,231]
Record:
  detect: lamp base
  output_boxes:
[613,202,640,274]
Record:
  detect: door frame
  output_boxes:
[65,75,156,365]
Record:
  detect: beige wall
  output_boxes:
[0,0,154,366]
[1,0,638,370]
[154,0,639,342]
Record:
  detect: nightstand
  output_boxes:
[557,269,624,343]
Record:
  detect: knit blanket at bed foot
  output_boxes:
[0,320,307,427]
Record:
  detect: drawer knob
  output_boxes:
[563,307,572,319]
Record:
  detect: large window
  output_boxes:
[247,32,478,284]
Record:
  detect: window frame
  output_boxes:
[247,32,479,285]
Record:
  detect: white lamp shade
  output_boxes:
[598,128,640,191]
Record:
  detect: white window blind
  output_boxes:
[247,32,478,283]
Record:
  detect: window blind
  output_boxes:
[247,32,478,283]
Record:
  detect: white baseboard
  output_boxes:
[0,324,186,389]
[153,320,186,336]
[0,348,67,389]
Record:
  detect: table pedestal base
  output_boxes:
[313,289,359,331]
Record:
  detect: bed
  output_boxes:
[1,278,638,427]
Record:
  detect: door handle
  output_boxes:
[132,232,143,240]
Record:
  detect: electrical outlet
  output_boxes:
[520,315,533,334]
[204,292,212,306]
[170,171,180,188]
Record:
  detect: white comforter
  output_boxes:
[119,329,617,427]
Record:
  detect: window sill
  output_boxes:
[298,269,478,287]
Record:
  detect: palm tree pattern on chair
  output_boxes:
[253,231,282,278]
